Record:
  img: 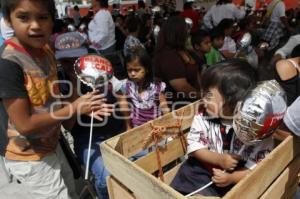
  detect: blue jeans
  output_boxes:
[74,138,109,199]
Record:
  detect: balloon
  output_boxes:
[74,54,113,89]
[233,80,287,145]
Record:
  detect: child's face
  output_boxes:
[126,58,146,84]
[213,37,225,49]
[203,87,225,118]
[197,37,212,54]
[9,0,53,51]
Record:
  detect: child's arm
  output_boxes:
[191,150,241,170]
[116,93,132,130]
[159,93,170,115]
[212,168,251,187]
[3,91,107,136]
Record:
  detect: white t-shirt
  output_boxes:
[284,97,300,136]
[187,113,274,170]
[269,0,286,23]
[88,9,116,50]
[203,3,245,29]
[275,35,300,58]
[220,36,237,53]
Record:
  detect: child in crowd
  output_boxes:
[123,16,144,56]
[217,18,237,59]
[121,47,170,129]
[190,30,211,71]
[171,59,274,196]
[0,0,112,199]
[205,28,225,66]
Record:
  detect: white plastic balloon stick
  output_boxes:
[85,110,94,180]
[185,145,246,197]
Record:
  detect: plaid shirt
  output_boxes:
[263,21,285,50]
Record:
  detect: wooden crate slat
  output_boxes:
[101,142,188,199]
[259,155,300,199]
[223,136,300,199]
[134,137,186,174]
[163,163,183,185]
[107,176,137,199]
[105,101,199,158]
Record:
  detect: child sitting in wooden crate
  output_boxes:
[171,59,277,197]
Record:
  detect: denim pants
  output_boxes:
[74,137,109,199]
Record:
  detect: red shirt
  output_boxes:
[180,9,200,33]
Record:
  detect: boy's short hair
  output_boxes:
[55,32,88,60]
[210,28,225,40]
[191,30,210,46]
[2,0,56,21]
[201,59,258,111]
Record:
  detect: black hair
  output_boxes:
[210,27,225,40]
[191,30,210,47]
[183,2,193,9]
[216,18,234,33]
[74,5,79,11]
[138,0,145,9]
[2,0,56,22]
[155,16,188,53]
[95,0,108,8]
[125,46,154,89]
[201,59,258,111]
[126,16,141,33]
[216,0,232,5]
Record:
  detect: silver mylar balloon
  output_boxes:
[185,18,193,30]
[153,25,160,41]
[67,24,76,32]
[239,32,252,48]
[233,80,287,145]
[74,54,113,89]
[152,6,161,13]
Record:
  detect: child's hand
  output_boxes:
[72,91,107,115]
[220,153,241,170]
[212,168,232,187]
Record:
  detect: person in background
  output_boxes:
[203,0,245,30]
[275,56,300,106]
[180,0,200,33]
[270,34,300,65]
[73,5,81,27]
[190,30,211,71]
[205,27,225,66]
[88,0,116,55]
[217,18,237,58]
[284,96,300,135]
[154,16,201,109]
[262,0,293,51]
[123,15,144,57]
[121,46,170,130]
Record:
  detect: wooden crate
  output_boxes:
[100,101,300,199]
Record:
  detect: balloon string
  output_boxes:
[185,145,246,197]
[85,111,94,180]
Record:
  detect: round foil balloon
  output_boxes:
[233,80,287,145]
[74,54,113,89]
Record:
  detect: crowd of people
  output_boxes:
[0,0,300,198]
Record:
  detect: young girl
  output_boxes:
[171,59,274,197]
[0,1,112,198]
[121,46,170,129]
